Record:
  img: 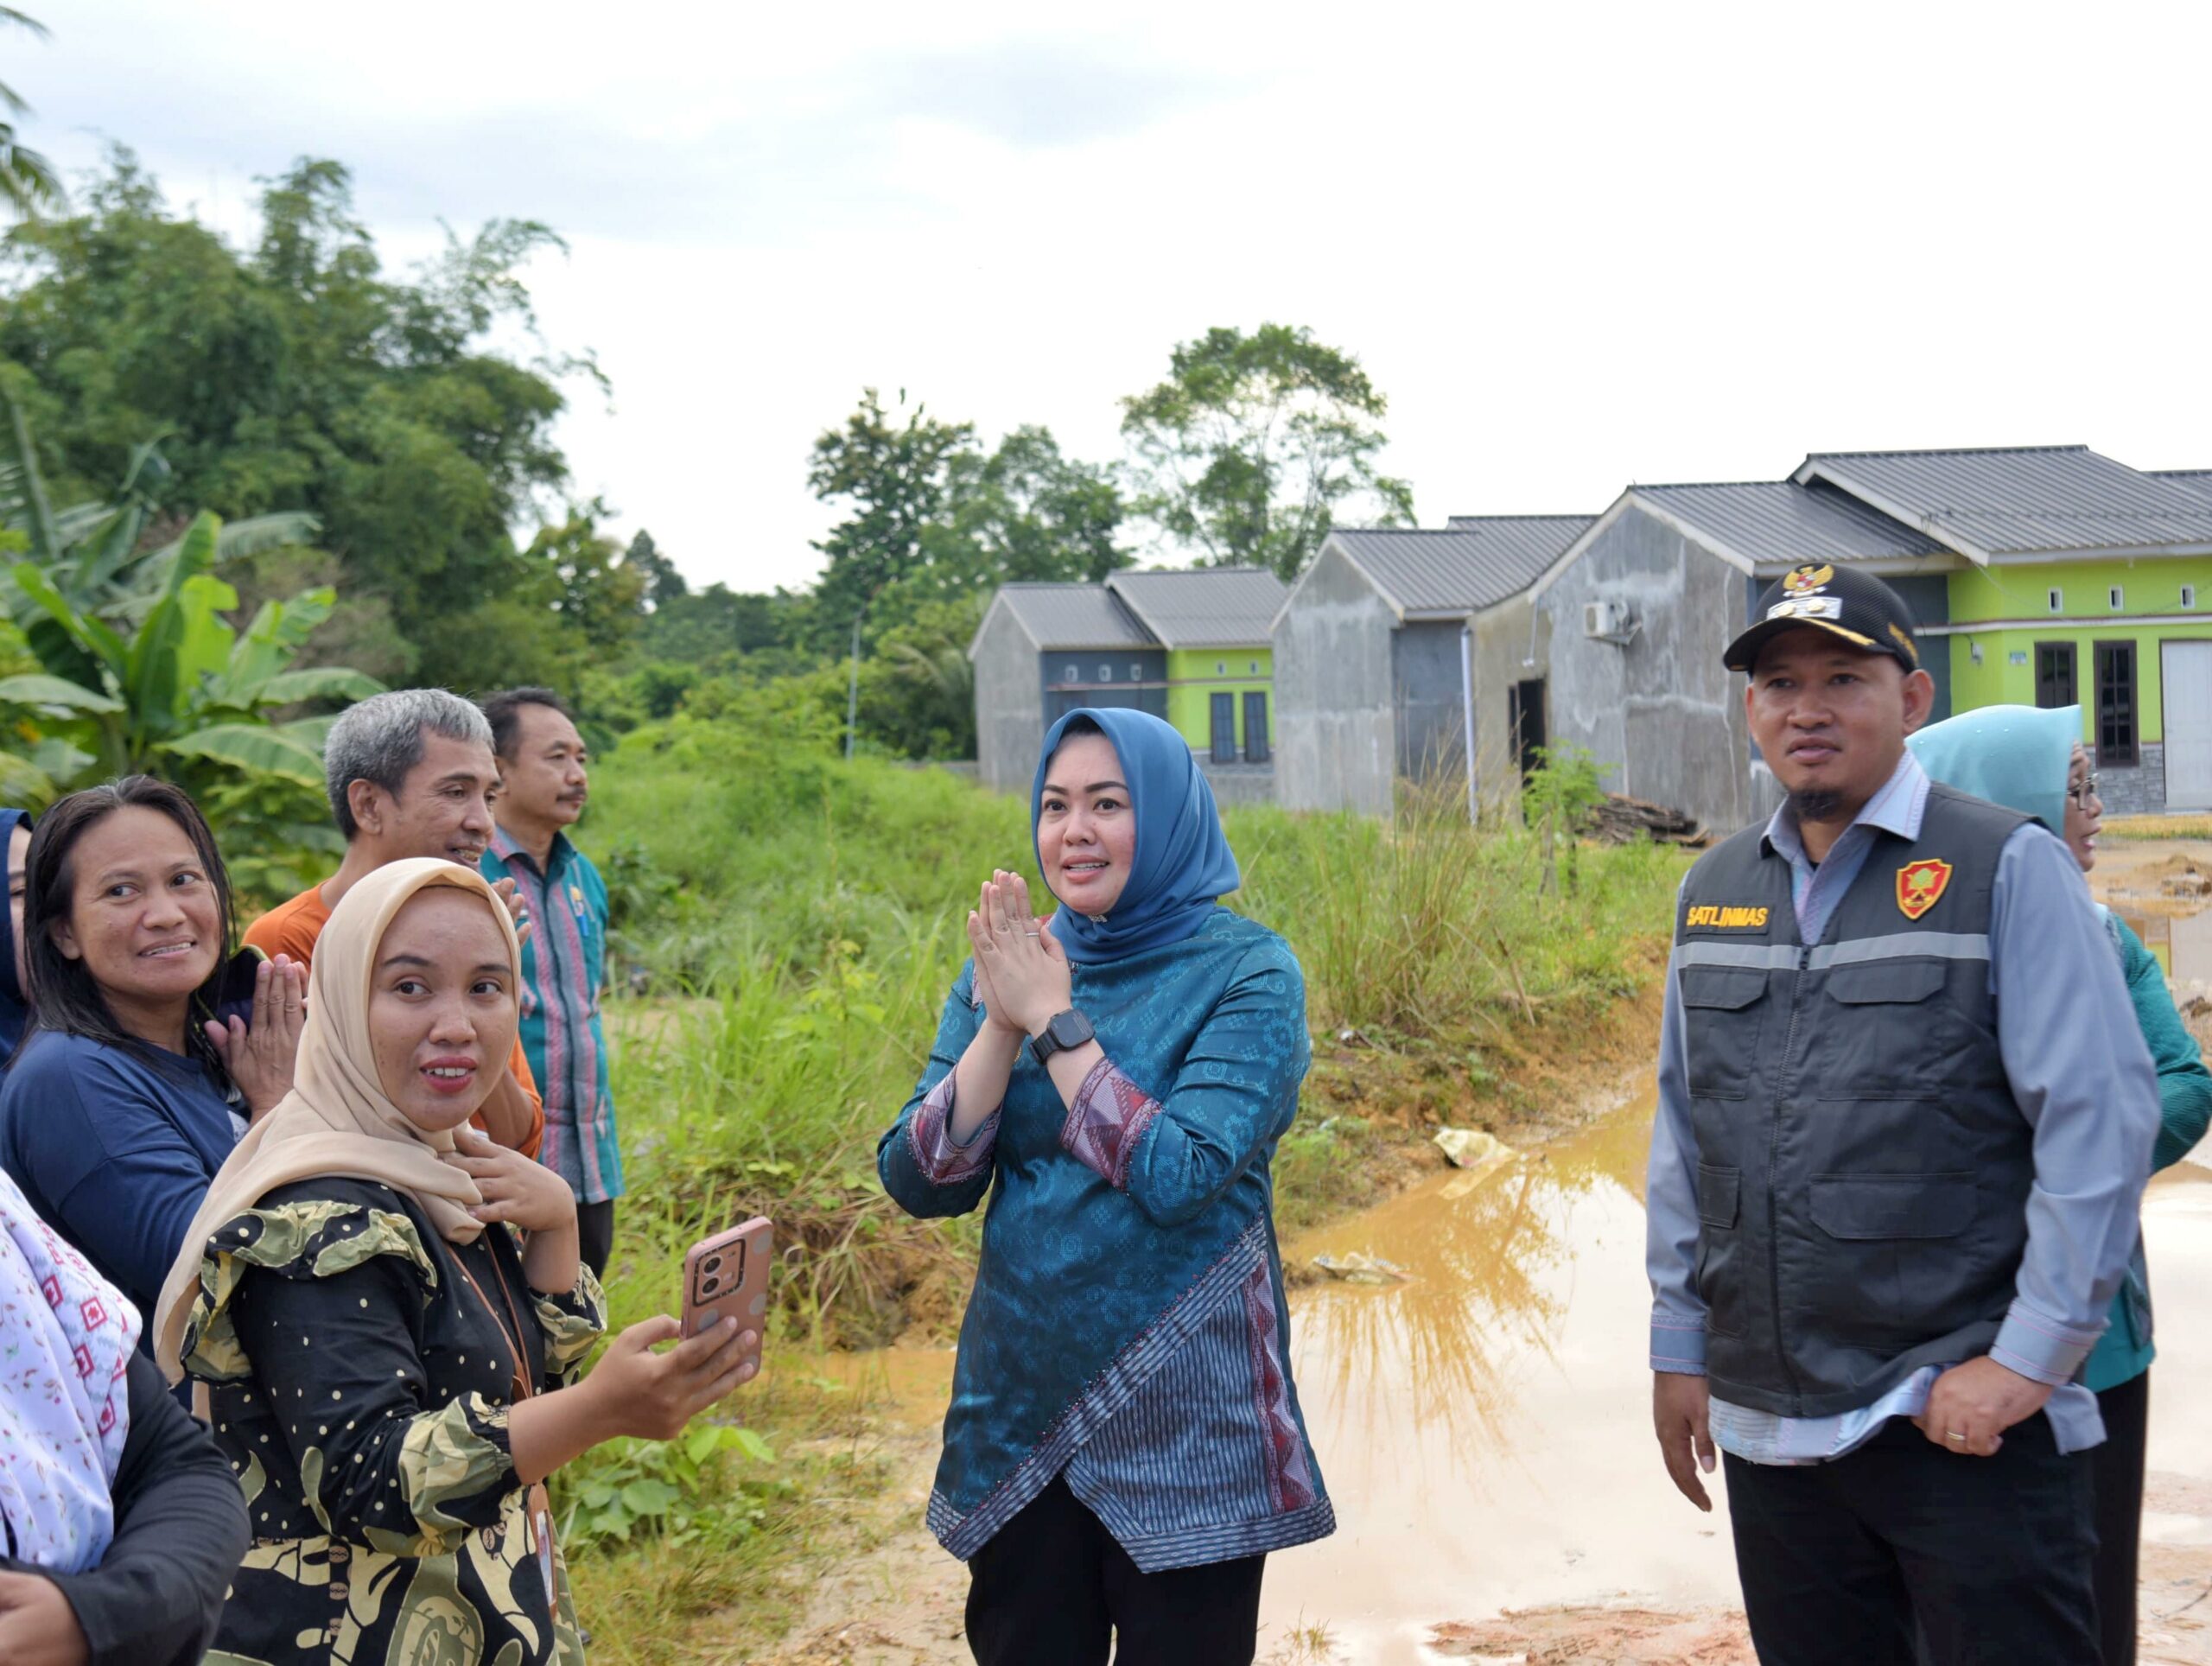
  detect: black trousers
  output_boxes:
[1724,1413,2099,1665]
[964,1478,1266,1665]
[575,1199,615,1280]
[2089,1371,2150,1666]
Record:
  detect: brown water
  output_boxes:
[1258,1089,1743,1662]
[1250,1106,2212,1662]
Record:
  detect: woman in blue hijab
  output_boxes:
[1,808,32,1058]
[1910,705,2211,1666]
[880,708,1332,1664]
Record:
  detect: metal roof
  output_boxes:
[2149,468,2212,506]
[1631,480,1949,572]
[1794,446,2212,562]
[1329,517,1593,616]
[985,583,1153,651]
[1103,567,1286,647]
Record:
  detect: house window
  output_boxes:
[2048,588,2063,613]
[1216,661,1225,676]
[2094,640,2139,766]
[1249,660,1259,674]
[1098,664,1113,683]
[2034,642,2077,709]
[1129,663,1143,681]
[2184,584,2198,610]
[2109,586,2125,610]
[1063,664,1078,682]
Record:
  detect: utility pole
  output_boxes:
[844,606,864,762]
[843,579,890,762]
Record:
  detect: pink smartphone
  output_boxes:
[681,1217,772,1374]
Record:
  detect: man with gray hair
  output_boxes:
[244,689,543,1157]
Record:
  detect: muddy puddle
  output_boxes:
[1264,1088,1740,1663]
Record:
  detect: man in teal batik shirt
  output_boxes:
[480,687,626,1276]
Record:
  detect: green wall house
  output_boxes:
[969,568,1287,800]
[1944,555,2212,808]
[1774,450,2212,814]
[1487,446,2212,835]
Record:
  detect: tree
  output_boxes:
[0,9,60,219]
[1119,323,1414,580]
[528,501,646,662]
[806,387,975,646]
[949,425,1130,584]
[0,151,594,687]
[623,529,685,608]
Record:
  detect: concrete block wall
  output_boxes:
[1197,760,1275,808]
[2099,743,2166,814]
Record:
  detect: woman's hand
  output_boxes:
[205,953,307,1118]
[967,871,1040,1036]
[582,1314,760,1441]
[0,1571,88,1666]
[446,1125,577,1233]
[969,870,1072,1037]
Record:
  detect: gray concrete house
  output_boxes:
[1494,480,1952,835]
[969,569,1288,798]
[1494,446,2212,834]
[1272,517,1593,814]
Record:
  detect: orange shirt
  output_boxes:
[245,883,546,1161]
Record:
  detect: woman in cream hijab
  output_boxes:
[157,859,757,1666]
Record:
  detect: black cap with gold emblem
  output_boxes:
[1723,563,1923,675]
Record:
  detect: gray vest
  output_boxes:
[1675,783,2032,1417]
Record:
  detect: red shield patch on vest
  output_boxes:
[1896,859,1953,920]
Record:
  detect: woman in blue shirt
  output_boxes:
[0,777,303,1334]
[1911,706,2212,1666]
[880,709,1332,1665]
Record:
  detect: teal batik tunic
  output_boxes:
[878,907,1334,1572]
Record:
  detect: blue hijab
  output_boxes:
[1906,704,2081,835]
[1031,709,1241,964]
[0,809,30,1057]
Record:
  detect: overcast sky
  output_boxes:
[20,2,2212,593]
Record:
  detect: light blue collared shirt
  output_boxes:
[1646,751,2159,1459]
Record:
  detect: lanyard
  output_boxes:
[450,1239,560,1608]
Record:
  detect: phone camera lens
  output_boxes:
[702,1254,724,1276]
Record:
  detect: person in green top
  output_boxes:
[1910,703,2212,1666]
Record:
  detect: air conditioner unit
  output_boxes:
[1583,599,1637,643]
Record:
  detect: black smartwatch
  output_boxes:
[1029,1008,1095,1065]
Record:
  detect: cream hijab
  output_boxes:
[155,859,519,1380]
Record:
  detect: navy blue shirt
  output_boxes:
[0,1030,241,1333]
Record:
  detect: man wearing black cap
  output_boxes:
[1644,564,2159,1662]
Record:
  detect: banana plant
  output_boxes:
[0,380,318,639]
[0,510,384,808]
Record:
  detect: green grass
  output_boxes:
[555,726,1688,1662]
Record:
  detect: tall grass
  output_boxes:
[582,733,1685,1340]
[560,728,1688,1662]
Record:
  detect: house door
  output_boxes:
[1508,677,1548,780]
[2164,640,2212,808]
[1209,692,1236,763]
[1243,692,1269,764]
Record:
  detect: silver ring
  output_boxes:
[1945,1430,1967,1444]
[1023,931,1040,938]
